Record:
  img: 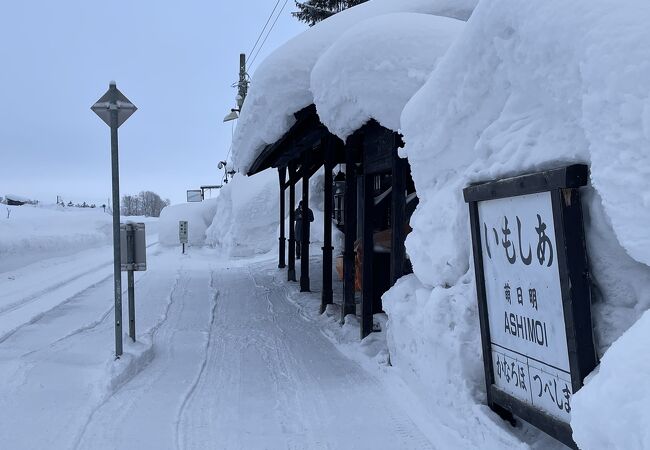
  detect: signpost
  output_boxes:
[463,164,597,448]
[179,221,188,253]
[120,222,147,342]
[91,81,137,358]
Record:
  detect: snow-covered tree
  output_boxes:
[293,0,367,26]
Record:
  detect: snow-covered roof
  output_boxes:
[231,0,476,173]
[5,194,31,203]
[311,13,463,139]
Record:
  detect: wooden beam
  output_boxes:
[288,162,297,282]
[278,167,287,269]
[361,169,374,339]
[342,135,360,324]
[390,150,407,283]
[300,151,311,292]
[321,136,334,312]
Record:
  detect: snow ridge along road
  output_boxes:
[0,241,158,342]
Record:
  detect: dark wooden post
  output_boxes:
[342,137,359,324]
[390,148,407,283]
[321,138,334,312]
[300,151,311,292]
[361,170,374,339]
[278,166,287,269]
[288,162,297,282]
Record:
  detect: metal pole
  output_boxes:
[128,270,135,341]
[126,224,136,342]
[109,82,123,358]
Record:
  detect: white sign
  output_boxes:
[179,221,188,244]
[187,190,202,202]
[478,191,572,422]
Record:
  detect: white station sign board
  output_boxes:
[464,165,597,448]
[479,191,571,421]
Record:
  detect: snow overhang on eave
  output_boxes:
[247,105,330,176]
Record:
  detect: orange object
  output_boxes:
[335,255,344,280]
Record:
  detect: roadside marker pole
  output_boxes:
[92,81,137,358]
[109,90,123,357]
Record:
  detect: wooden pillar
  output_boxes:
[390,149,407,283]
[278,166,286,269]
[342,137,359,324]
[288,162,297,282]
[361,170,374,339]
[300,151,311,292]
[321,138,334,312]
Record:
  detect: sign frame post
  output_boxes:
[92,82,137,358]
[463,164,597,449]
[120,222,146,343]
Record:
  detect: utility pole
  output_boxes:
[223,53,249,123]
[238,53,248,108]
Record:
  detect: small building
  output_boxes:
[247,106,418,338]
[5,194,30,206]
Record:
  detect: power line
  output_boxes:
[248,0,290,70]
[248,0,283,58]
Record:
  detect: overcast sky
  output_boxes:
[0,1,304,204]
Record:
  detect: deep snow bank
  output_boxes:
[205,169,343,258]
[0,204,113,272]
[571,308,650,449]
[312,13,463,139]
[382,0,650,447]
[205,171,279,257]
[158,199,218,247]
[232,0,476,173]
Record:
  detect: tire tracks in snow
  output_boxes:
[174,268,220,450]
[72,267,185,450]
[0,242,159,344]
[74,262,215,450]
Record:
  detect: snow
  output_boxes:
[311,13,463,139]
[385,0,650,447]
[227,0,650,445]
[232,0,476,173]
[572,308,650,449]
[158,198,218,247]
[3,0,650,447]
[205,171,279,256]
[0,204,111,272]
[4,193,31,203]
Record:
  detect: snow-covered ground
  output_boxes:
[0,216,477,450]
[226,0,650,447]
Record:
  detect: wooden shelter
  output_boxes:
[247,105,417,339]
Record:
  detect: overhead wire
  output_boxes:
[248,0,290,70]
[222,0,289,173]
[248,0,283,59]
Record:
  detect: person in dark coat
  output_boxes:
[295,200,314,259]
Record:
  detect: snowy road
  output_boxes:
[0,247,437,450]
